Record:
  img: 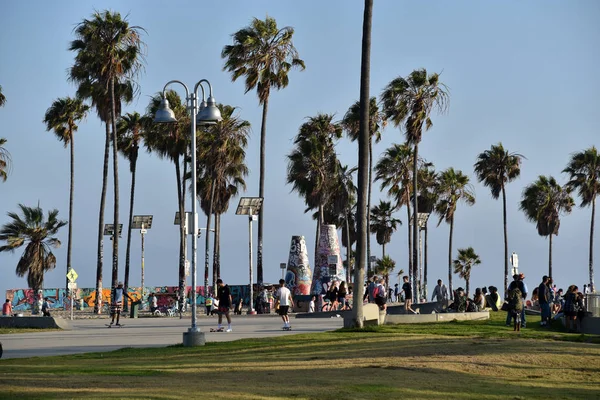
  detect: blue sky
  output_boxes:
[0,1,598,298]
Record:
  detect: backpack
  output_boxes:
[508,288,523,312]
[374,284,385,299]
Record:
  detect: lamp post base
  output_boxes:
[183,330,205,347]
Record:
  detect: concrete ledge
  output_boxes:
[0,316,71,330]
[385,311,489,325]
[343,304,386,328]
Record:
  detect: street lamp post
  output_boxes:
[103,224,123,313]
[154,79,222,347]
[236,197,263,315]
[132,215,153,309]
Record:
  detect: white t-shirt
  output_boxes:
[151,296,157,308]
[277,286,292,306]
[308,300,315,313]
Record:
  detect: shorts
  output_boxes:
[278,305,290,316]
[218,306,230,314]
[375,297,386,307]
[111,302,123,314]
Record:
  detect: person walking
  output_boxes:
[400,276,417,314]
[109,282,134,327]
[275,279,294,329]
[216,279,233,332]
[374,278,388,311]
[506,274,528,328]
[431,279,449,304]
[394,284,400,303]
[538,276,551,326]
[150,293,158,314]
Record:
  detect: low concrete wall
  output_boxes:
[582,317,600,335]
[386,301,450,315]
[343,304,386,328]
[385,311,489,325]
[0,316,71,330]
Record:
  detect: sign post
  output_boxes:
[66,269,78,321]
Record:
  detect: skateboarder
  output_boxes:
[215,279,232,332]
[275,279,294,330]
[108,282,134,327]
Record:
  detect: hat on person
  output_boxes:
[117,281,123,287]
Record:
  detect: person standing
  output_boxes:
[3,299,13,316]
[216,279,232,332]
[538,276,551,326]
[205,296,213,316]
[308,295,316,313]
[275,279,294,329]
[394,284,399,303]
[150,293,158,313]
[431,279,449,304]
[374,278,387,311]
[109,282,133,326]
[400,276,416,314]
[506,274,528,328]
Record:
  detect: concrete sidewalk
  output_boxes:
[0,315,344,360]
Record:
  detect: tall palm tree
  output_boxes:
[287,113,342,267]
[117,112,147,304]
[43,97,89,290]
[474,143,523,296]
[374,143,422,282]
[341,97,386,274]
[195,104,250,287]
[0,204,67,292]
[435,168,476,298]
[520,176,574,278]
[0,138,11,182]
[564,147,600,292]
[375,255,396,289]
[145,91,190,300]
[352,0,373,328]
[370,200,401,258]
[381,69,449,302]
[453,247,481,297]
[222,16,305,286]
[70,10,145,299]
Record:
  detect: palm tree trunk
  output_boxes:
[382,243,385,259]
[466,277,470,299]
[123,154,137,312]
[406,201,412,282]
[345,213,351,283]
[351,0,372,329]
[412,143,419,303]
[315,205,323,272]
[94,122,110,314]
[214,213,221,280]
[367,136,372,276]
[424,223,428,299]
[590,195,596,292]
[109,78,120,299]
[257,98,269,288]
[174,156,186,301]
[207,181,215,288]
[66,129,74,291]
[448,216,454,298]
[548,233,553,278]
[501,184,509,298]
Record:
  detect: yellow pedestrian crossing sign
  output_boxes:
[66,269,78,283]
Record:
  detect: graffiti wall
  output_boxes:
[5,284,251,311]
[285,235,312,295]
[311,224,346,295]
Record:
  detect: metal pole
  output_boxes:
[70,289,73,320]
[190,91,199,332]
[141,223,145,309]
[249,210,254,313]
[419,227,423,302]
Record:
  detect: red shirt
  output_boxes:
[3,302,12,315]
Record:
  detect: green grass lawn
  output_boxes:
[0,312,598,399]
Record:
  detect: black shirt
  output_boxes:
[217,285,231,307]
[402,282,412,299]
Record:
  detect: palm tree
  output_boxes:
[222,16,305,286]
[195,104,250,287]
[117,112,147,304]
[287,114,342,266]
[564,147,600,292]
[0,204,67,292]
[374,143,423,284]
[352,0,373,329]
[474,143,523,296]
[70,10,145,299]
[435,168,476,298]
[341,97,386,275]
[381,69,449,302]
[520,176,574,278]
[43,97,89,290]
[145,91,190,300]
[0,138,11,182]
[370,200,401,258]
[453,247,481,297]
[375,255,396,289]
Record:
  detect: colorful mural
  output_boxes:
[6,284,252,312]
[285,235,312,295]
[311,224,346,295]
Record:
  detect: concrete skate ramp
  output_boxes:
[0,316,71,330]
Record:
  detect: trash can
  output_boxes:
[130,300,141,319]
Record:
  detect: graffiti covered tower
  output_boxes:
[285,236,312,295]
[311,224,346,295]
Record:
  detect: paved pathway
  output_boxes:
[0,315,344,359]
